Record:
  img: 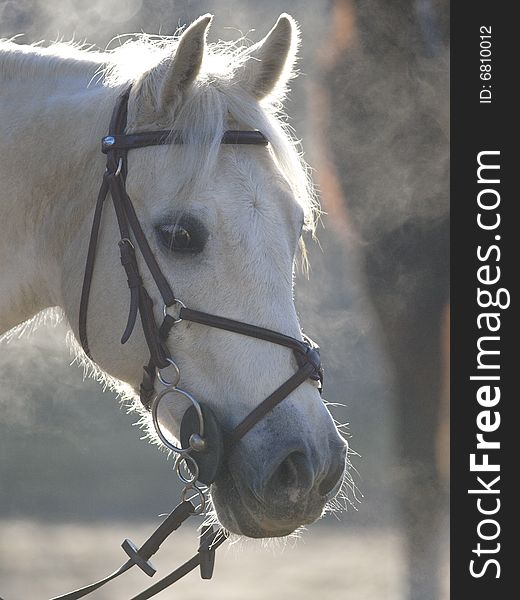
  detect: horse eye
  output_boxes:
[172,227,191,249]
[155,220,206,255]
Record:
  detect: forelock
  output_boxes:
[101,33,317,235]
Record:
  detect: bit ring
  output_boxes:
[175,454,200,485]
[151,387,205,454]
[181,485,206,515]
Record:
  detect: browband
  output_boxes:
[102,130,269,154]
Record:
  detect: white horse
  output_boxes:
[0,14,347,538]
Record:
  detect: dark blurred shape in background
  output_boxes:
[0,2,449,599]
[315,1,449,599]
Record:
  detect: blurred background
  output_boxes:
[0,1,449,599]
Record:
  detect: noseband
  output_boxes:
[54,87,323,600]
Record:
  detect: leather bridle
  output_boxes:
[50,86,323,600]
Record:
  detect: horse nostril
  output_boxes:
[318,455,346,497]
[265,451,314,500]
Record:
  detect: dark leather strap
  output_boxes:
[49,501,196,600]
[102,129,268,153]
[79,88,176,363]
[112,172,176,307]
[117,239,141,343]
[176,307,322,444]
[179,308,309,356]
[130,527,226,600]
[138,287,170,369]
[228,361,318,446]
[139,314,178,407]
[78,172,110,356]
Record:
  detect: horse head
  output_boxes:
[59,14,348,538]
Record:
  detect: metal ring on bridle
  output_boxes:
[163,298,186,324]
[175,453,200,485]
[181,484,206,514]
[151,386,205,454]
[157,357,181,387]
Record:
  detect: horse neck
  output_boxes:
[0,44,118,334]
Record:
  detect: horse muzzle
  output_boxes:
[210,436,348,538]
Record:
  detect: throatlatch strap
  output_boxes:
[78,172,110,357]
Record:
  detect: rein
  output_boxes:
[49,86,323,599]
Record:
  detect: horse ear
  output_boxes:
[158,14,212,108]
[238,14,299,100]
[133,14,212,122]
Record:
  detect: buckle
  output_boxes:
[305,346,321,377]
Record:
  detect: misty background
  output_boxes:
[0,1,449,599]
